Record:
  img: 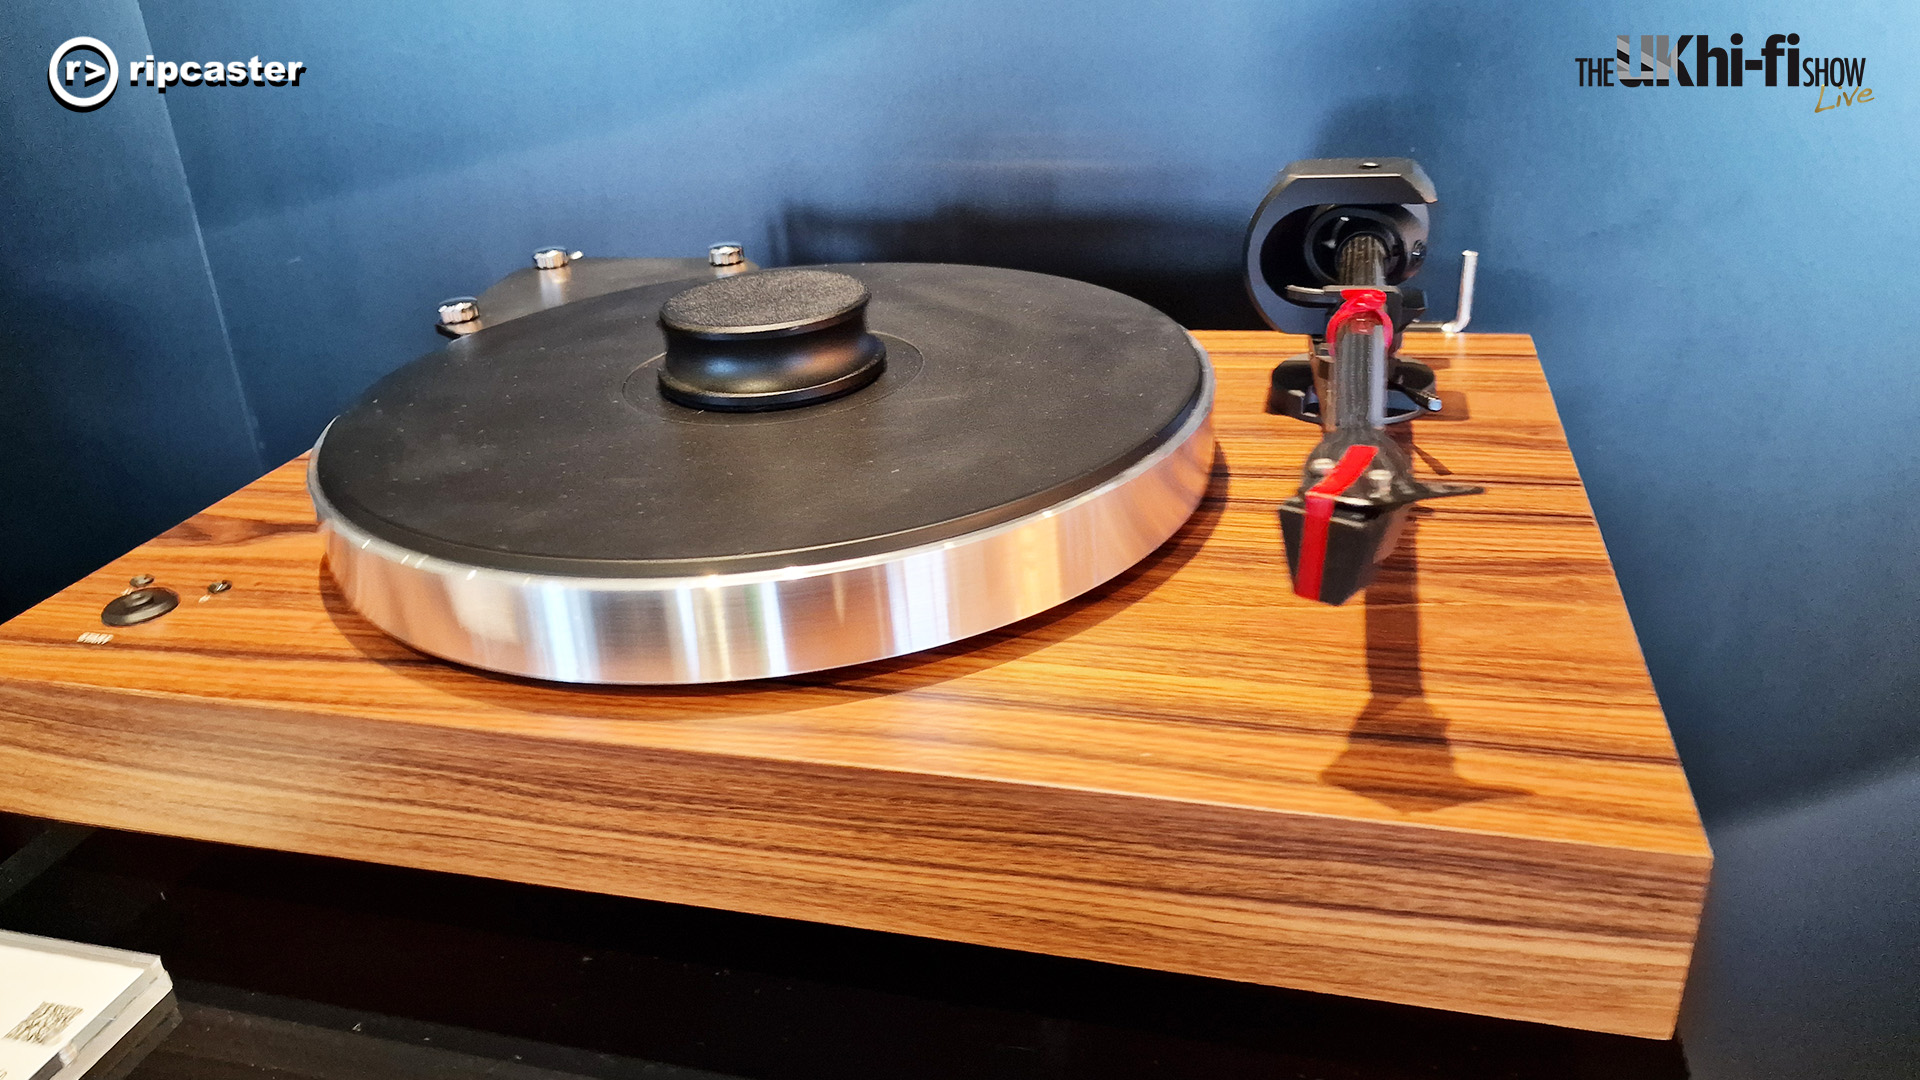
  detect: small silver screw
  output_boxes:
[708,243,745,268]
[1367,468,1394,497]
[129,574,154,588]
[1308,457,1336,475]
[1359,160,1381,169]
[207,580,232,594]
[437,297,480,325]
[532,247,572,270]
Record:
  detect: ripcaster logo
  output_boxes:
[48,36,306,112]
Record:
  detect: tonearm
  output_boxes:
[1243,158,1482,604]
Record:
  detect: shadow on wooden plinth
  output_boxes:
[1321,502,1532,814]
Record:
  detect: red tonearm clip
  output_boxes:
[1324,287,1392,356]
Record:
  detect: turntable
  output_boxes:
[310,262,1212,683]
[0,169,1710,1039]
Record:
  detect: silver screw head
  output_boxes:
[532,247,571,270]
[207,580,232,594]
[437,297,480,325]
[129,574,154,588]
[708,243,745,268]
[1308,457,1336,475]
[1367,468,1394,497]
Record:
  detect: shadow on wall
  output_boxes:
[776,204,1265,330]
[0,285,251,621]
[1679,762,1920,1079]
[770,95,1542,337]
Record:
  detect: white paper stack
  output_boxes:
[0,930,172,1080]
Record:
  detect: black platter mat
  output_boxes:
[314,263,1204,577]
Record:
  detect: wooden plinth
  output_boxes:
[0,332,1709,1038]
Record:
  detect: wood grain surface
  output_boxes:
[0,332,1709,1038]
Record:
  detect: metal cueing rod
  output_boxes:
[1406,250,1480,333]
[1442,249,1478,334]
[1326,234,1389,431]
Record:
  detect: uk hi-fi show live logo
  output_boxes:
[1577,34,1873,112]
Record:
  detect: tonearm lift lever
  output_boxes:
[1244,158,1483,605]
